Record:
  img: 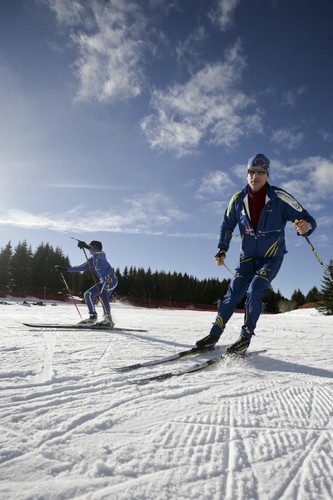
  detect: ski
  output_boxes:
[130,349,267,384]
[23,323,147,333]
[115,345,222,372]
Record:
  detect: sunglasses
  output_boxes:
[247,169,267,176]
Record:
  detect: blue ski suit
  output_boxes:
[215,182,317,338]
[67,247,118,316]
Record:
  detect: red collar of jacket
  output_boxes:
[247,184,267,231]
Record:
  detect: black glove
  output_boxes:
[214,249,226,265]
[77,240,90,250]
[55,265,67,273]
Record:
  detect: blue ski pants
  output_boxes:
[215,256,283,338]
[84,278,118,316]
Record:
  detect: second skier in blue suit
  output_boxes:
[64,240,118,326]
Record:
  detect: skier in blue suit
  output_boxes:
[57,241,118,326]
[196,153,317,353]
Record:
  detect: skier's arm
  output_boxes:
[67,261,91,273]
[217,192,241,252]
[275,188,317,236]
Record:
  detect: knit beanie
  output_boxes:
[247,153,270,173]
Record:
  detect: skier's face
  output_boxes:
[247,168,268,192]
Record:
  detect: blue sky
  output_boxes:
[0,0,332,299]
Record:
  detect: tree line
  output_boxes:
[0,240,332,314]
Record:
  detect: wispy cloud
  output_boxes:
[46,0,147,103]
[309,157,333,195]
[175,26,207,69]
[41,182,134,190]
[196,171,234,200]
[280,86,307,108]
[141,40,263,156]
[44,0,87,25]
[0,207,218,241]
[209,0,243,31]
[45,2,264,156]
[271,126,304,150]
[318,129,333,143]
[317,215,333,228]
[0,192,188,235]
[277,156,333,208]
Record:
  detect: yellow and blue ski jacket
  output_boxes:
[218,183,317,259]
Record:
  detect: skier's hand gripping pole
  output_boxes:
[214,249,234,277]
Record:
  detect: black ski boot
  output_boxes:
[78,312,97,325]
[196,322,222,349]
[226,335,250,354]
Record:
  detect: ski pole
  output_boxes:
[303,235,333,284]
[223,262,234,277]
[59,271,82,319]
[294,220,324,267]
[303,235,324,266]
[294,220,333,283]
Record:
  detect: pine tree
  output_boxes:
[0,242,13,292]
[305,286,320,304]
[11,241,33,291]
[318,260,333,315]
[291,289,306,308]
[31,243,70,290]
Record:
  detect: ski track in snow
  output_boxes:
[0,301,333,499]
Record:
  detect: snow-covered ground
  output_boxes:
[0,300,333,500]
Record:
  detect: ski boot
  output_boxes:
[95,314,115,327]
[226,335,251,354]
[196,320,223,349]
[78,312,97,325]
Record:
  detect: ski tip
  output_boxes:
[225,348,267,357]
[115,364,141,372]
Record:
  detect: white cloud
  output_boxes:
[209,0,243,31]
[277,156,333,210]
[318,129,333,143]
[0,192,188,235]
[175,26,207,69]
[0,207,219,241]
[42,182,133,191]
[271,127,304,150]
[280,86,307,108]
[196,171,234,199]
[46,0,147,103]
[141,41,263,156]
[199,199,229,217]
[309,158,333,195]
[45,0,87,25]
[317,215,333,228]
